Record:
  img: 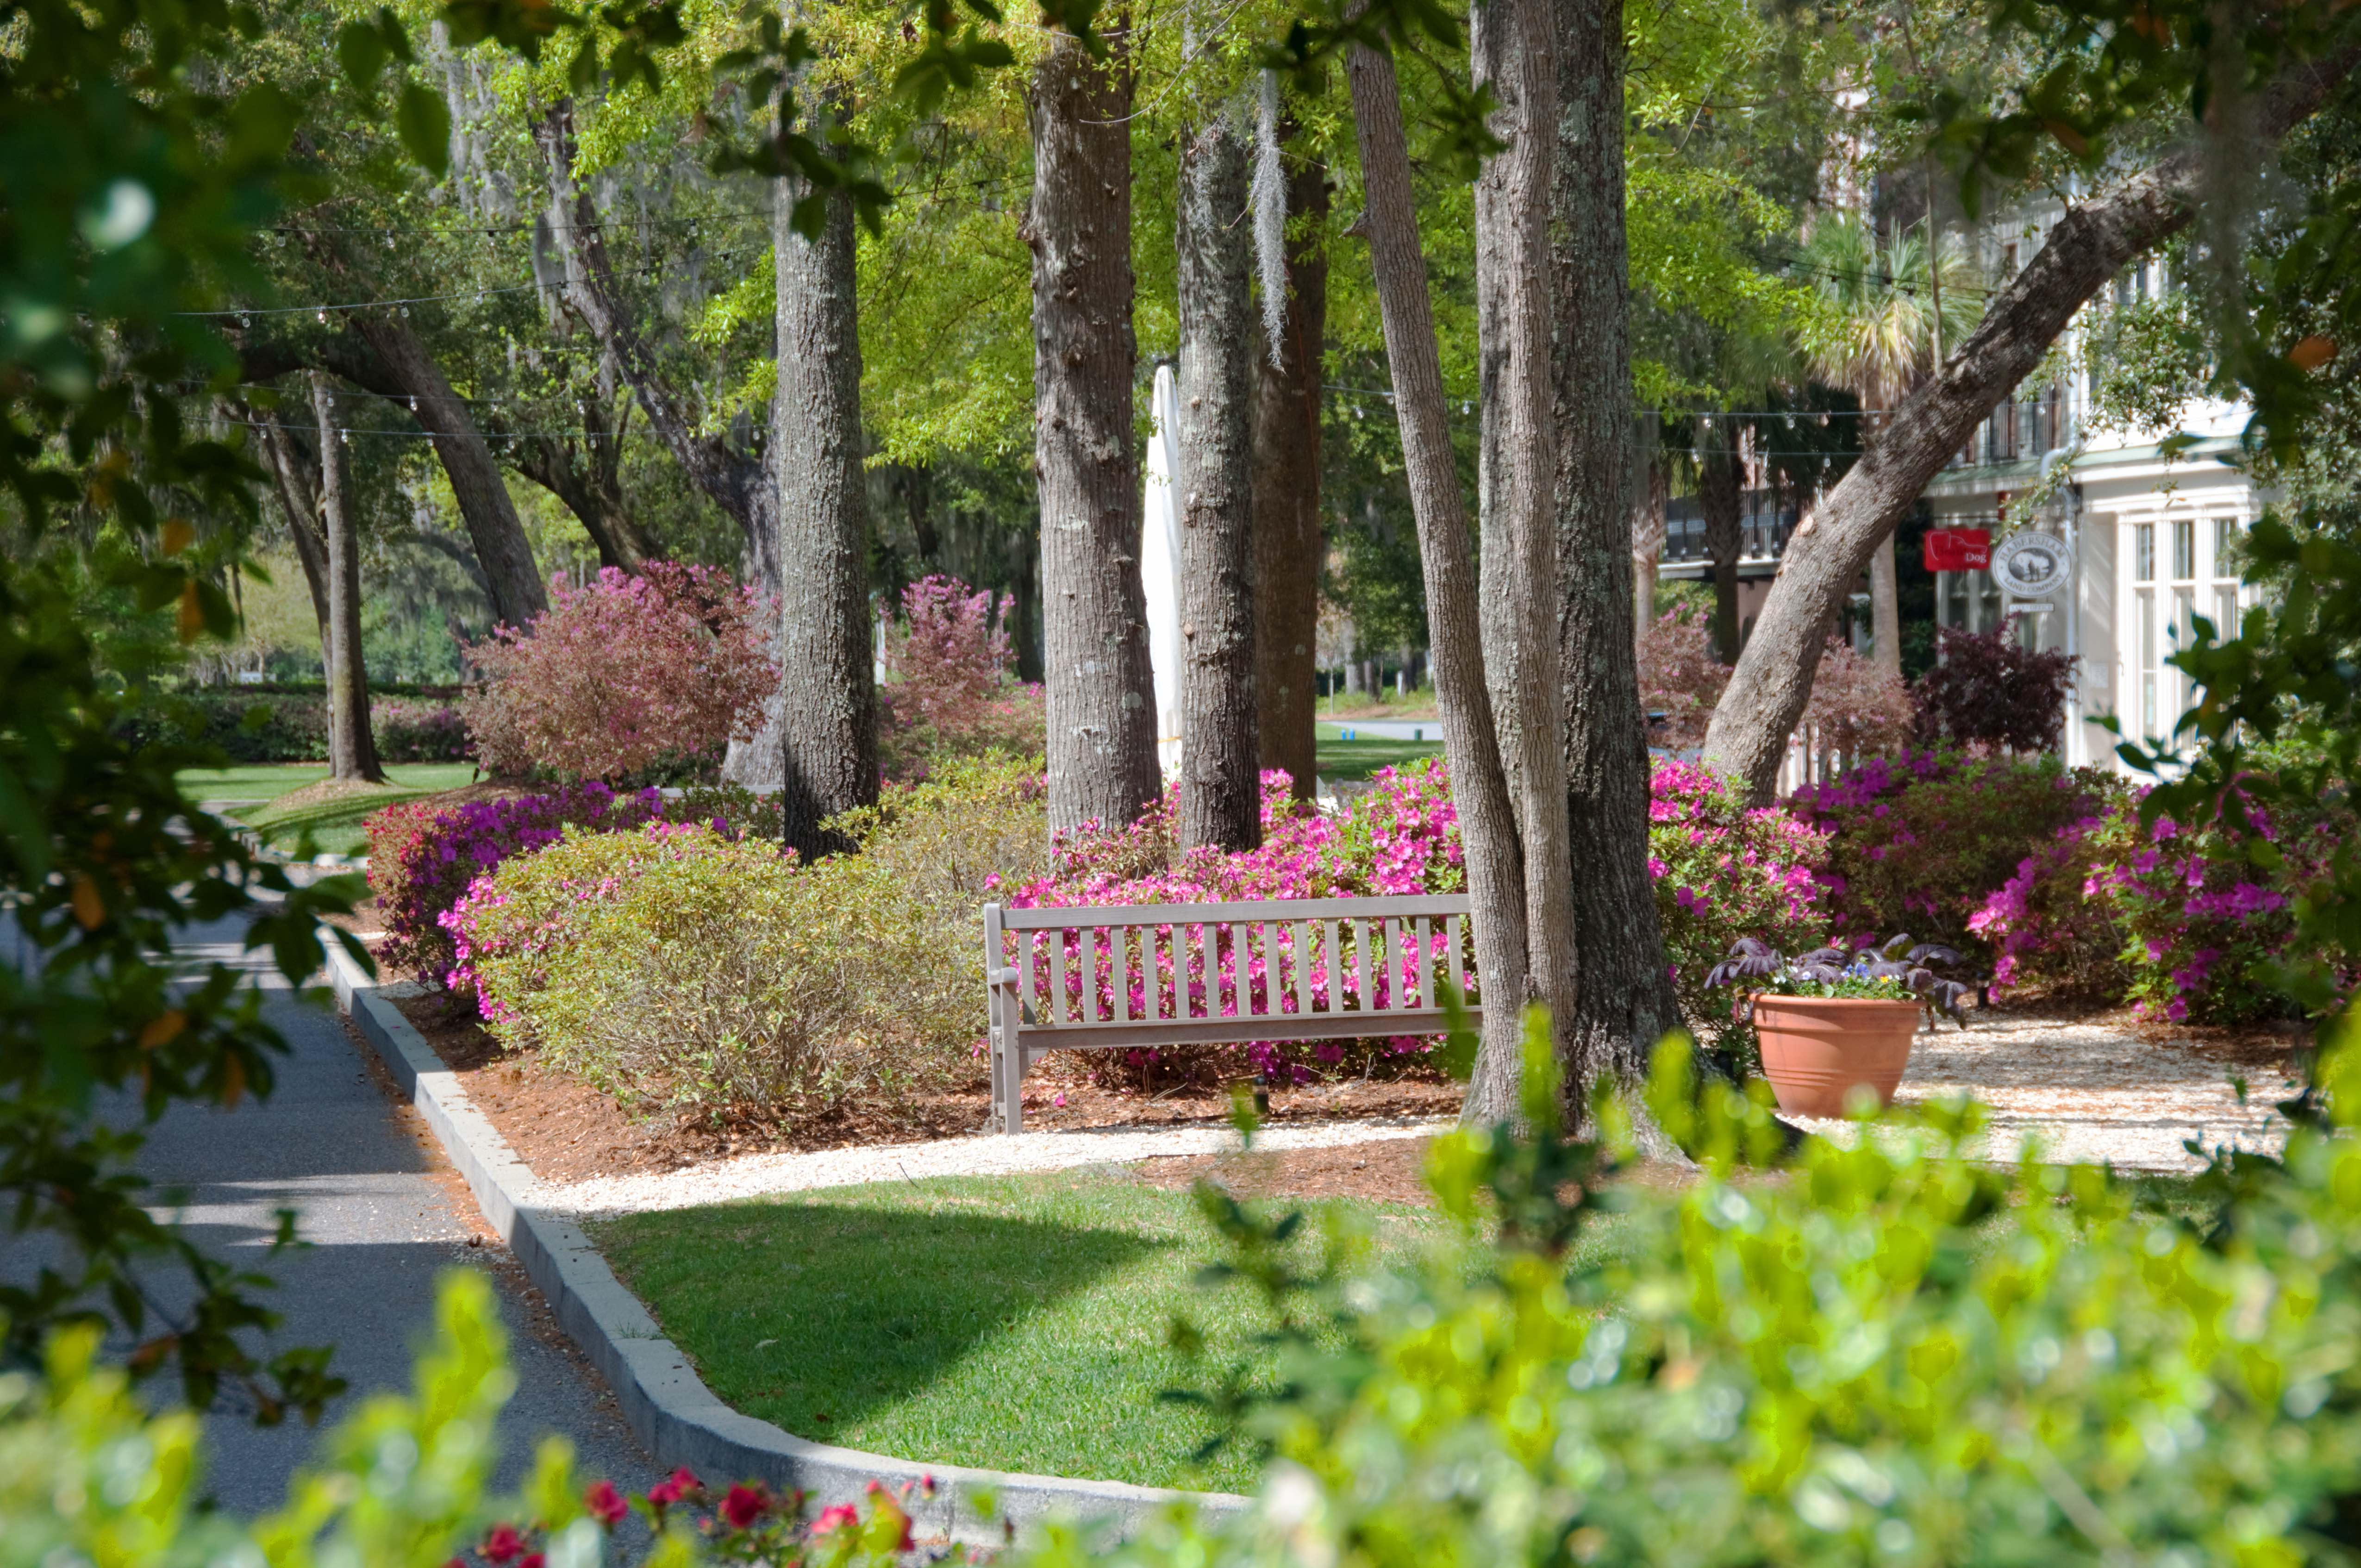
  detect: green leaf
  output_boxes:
[567,34,599,90]
[396,81,453,178]
[337,18,389,91]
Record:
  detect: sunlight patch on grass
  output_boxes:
[592,1170,1462,1493]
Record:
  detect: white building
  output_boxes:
[1920,243,2271,773]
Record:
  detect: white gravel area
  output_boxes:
[542,1116,1452,1218]
[1789,1010,2297,1172]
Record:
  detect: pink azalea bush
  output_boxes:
[1001,757,1830,1086]
[1789,751,2132,965]
[878,574,1046,781]
[364,781,664,984]
[1647,759,1832,1043]
[1968,785,2340,1023]
[462,562,776,783]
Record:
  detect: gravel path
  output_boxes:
[1790,1011,2296,1171]
[543,1117,1452,1218]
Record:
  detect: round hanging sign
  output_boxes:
[1991,529,2073,600]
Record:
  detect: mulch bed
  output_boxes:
[386,986,1462,1188]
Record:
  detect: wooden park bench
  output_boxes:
[981,893,1482,1133]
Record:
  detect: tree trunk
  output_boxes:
[1472,0,1576,1104]
[1699,422,1743,663]
[1345,38,1534,1121]
[1176,90,1262,854]
[345,316,549,628]
[1551,0,1683,1093]
[1632,450,1666,645]
[1027,28,1162,837]
[254,410,333,660]
[511,378,654,572]
[535,100,782,787]
[1869,532,1901,676]
[311,375,384,783]
[1252,141,1329,803]
[769,175,881,859]
[1702,46,2361,802]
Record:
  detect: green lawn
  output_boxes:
[176,762,478,806]
[176,763,479,855]
[592,1170,1464,1494]
[1315,728,1445,783]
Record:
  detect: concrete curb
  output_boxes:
[322,939,1248,1543]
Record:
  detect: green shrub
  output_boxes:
[1022,1021,2361,1568]
[0,1268,930,1567]
[452,757,1051,1124]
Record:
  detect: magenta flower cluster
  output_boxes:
[1967,786,2323,1024]
[998,757,1831,1084]
[365,781,663,984]
[876,574,1046,783]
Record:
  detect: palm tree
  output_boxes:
[1796,214,1981,675]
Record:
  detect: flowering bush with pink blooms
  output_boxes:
[878,574,1046,781]
[447,758,1052,1123]
[1000,757,1830,1085]
[1967,783,2342,1022]
[1790,750,2132,967]
[461,562,777,783]
[364,781,664,984]
[1646,759,1833,1053]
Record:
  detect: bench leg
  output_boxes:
[1000,1027,1024,1134]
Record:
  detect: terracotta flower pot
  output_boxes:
[1751,994,1921,1119]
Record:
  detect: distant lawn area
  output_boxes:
[1316,725,1444,783]
[592,1170,1467,1494]
[176,763,480,856]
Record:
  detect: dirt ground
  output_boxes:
[387,989,1462,1188]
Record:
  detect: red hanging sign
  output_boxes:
[1923,527,1992,572]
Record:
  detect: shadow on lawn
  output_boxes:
[600,1194,1172,1442]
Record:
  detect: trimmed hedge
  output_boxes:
[125,687,470,763]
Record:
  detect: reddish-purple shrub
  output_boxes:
[877,575,1045,781]
[461,563,776,783]
[363,782,663,984]
[1791,750,2131,966]
[1911,620,2077,753]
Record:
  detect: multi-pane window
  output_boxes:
[2172,518,2195,581]
[2140,590,2158,737]
[2173,587,2197,725]
[2135,523,2156,582]
[2216,585,2242,641]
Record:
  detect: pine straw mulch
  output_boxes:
[384,985,1463,1189]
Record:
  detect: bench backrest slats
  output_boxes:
[998,893,1472,932]
[992,894,1477,1035]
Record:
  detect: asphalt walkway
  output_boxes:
[4,913,656,1518]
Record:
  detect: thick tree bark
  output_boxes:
[1176,92,1262,853]
[1551,0,1684,1092]
[1252,143,1329,803]
[1698,423,1743,662]
[311,375,384,783]
[769,176,881,858]
[1345,39,1534,1121]
[344,316,548,629]
[1027,29,1162,837]
[1472,0,1577,1104]
[253,410,333,658]
[1702,46,2361,801]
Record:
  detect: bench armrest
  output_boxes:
[987,966,1023,988]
